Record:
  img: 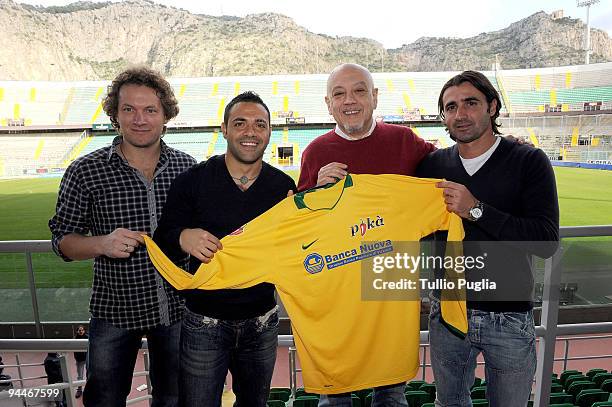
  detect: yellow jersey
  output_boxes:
[144,174,467,394]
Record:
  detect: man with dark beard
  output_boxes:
[154,91,296,407]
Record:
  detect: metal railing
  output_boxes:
[1,225,611,406]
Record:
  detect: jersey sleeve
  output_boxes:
[145,197,292,290]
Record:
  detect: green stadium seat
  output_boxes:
[293,396,319,407]
[419,383,436,397]
[592,402,612,407]
[472,377,483,389]
[471,399,489,406]
[601,379,612,393]
[587,368,608,380]
[267,401,285,407]
[269,388,290,402]
[364,393,372,407]
[560,370,582,385]
[564,374,588,390]
[404,390,433,407]
[549,404,575,407]
[351,389,372,405]
[575,389,609,407]
[567,380,598,401]
[549,392,573,404]
[551,382,564,393]
[407,380,427,390]
[421,404,435,407]
[471,386,487,400]
[351,394,362,407]
[295,388,319,398]
[593,373,612,387]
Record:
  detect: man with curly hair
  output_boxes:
[49,66,196,406]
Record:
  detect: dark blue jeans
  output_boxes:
[429,299,536,407]
[83,317,180,407]
[179,306,279,407]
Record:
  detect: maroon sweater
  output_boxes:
[298,122,436,190]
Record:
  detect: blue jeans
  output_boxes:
[179,306,279,407]
[318,383,407,407]
[428,299,536,407]
[83,317,180,407]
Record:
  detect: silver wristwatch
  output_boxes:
[468,201,484,222]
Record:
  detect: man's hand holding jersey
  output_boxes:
[179,228,223,264]
[316,162,349,187]
[436,181,478,220]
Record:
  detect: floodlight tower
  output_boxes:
[577,0,600,64]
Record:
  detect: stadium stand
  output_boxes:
[2,62,609,128]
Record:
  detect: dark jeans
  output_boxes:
[83,317,180,407]
[179,306,279,407]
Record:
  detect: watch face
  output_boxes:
[470,207,483,219]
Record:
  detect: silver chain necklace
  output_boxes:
[231,174,259,185]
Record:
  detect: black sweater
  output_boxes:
[154,155,296,319]
[416,137,559,311]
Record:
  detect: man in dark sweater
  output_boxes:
[154,91,296,407]
[416,71,559,407]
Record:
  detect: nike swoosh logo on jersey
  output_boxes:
[301,239,319,250]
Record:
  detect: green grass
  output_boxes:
[0,167,611,289]
[553,167,612,226]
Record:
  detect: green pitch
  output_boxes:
[0,167,611,290]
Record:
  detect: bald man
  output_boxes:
[298,63,435,191]
[298,63,436,406]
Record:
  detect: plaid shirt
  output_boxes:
[49,136,196,330]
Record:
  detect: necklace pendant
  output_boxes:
[239,175,249,185]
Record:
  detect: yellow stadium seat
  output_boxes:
[90,103,103,123]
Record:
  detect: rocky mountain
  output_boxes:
[0,0,610,81]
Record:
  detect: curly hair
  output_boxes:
[102,66,179,130]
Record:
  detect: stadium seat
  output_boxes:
[293,396,319,407]
[564,374,588,390]
[419,383,436,397]
[601,379,612,393]
[404,390,433,407]
[267,401,285,407]
[593,373,612,387]
[472,377,483,389]
[551,382,564,393]
[471,400,488,406]
[560,370,582,385]
[421,404,435,407]
[351,394,361,407]
[471,386,487,400]
[364,393,372,407]
[591,402,612,407]
[407,380,427,390]
[587,368,608,380]
[574,389,610,407]
[549,392,573,404]
[549,404,575,407]
[269,388,290,402]
[295,388,319,398]
[567,380,598,401]
[351,389,373,405]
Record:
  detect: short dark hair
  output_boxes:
[103,66,179,130]
[223,91,270,126]
[438,70,502,135]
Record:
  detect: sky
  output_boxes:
[18,0,612,49]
